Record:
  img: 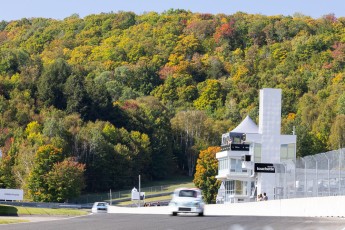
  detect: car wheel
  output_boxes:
[172,212,177,216]
[198,212,204,217]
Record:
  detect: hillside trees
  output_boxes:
[74,120,152,192]
[0,155,17,188]
[121,96,175,179]
[11,122,44,192]
[171,110,207,176]
[171,110,227,176]
[85,76,119,123]
[38,58,71,109]
[151,73,198,109]
[64,74,89,117]
[0,49,20,75]
[0,127,19,188]
[75,121,116,191]
[45,157,85,202]
[28,145,66,201]
[329,115,345,149]
[194,79,225,114]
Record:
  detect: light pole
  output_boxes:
[138,174,141,207]
[109,189,112,205]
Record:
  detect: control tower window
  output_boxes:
[230,133,245,144]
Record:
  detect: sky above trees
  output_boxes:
[1,0,344,21]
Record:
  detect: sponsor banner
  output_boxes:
[231,144,250,151]
[0,189,24,201]
[254,163,275,173]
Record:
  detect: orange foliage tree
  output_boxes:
[193,146,221,204]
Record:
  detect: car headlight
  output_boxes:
[194,202,200,207]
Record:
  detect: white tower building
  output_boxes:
[258,89,284,199]
[216,88,296,203]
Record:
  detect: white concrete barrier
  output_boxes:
[108,196,345,217]
[108,205,171,215]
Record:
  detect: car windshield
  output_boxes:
[178,190,197,198]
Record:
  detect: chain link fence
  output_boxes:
[70,185,169,204]
[276,148,345,199]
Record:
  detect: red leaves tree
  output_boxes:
[214,20,236,43]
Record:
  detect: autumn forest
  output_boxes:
[0,10,345,202]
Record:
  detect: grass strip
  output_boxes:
[0,219,29,224]
[115,194,173,206]
[0,205,88,216]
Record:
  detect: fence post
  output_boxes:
[283,163,287,199]
[322,153,330,196]
[294,159,297,198]
[339,150,342,195]
[301,158,307,197]
[311,155,318,197]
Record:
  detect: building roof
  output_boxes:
[231,115,258,134]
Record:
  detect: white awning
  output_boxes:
[231,115,258,134]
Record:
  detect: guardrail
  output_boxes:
[0,191,173,209]
[0,201,90,209]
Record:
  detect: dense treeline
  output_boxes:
[0,10,344,201]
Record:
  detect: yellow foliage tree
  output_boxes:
[193,146,221,204]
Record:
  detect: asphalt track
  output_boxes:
[1,213,345,230]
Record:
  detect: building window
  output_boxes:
[281,144,288,160]
[231,159,236,172]
[254,143,261,163]
[224,180,248,198]
[224,180,235,199]
[230,133,245,144]
[218,158,229,170]
[281,143,296,160]
[288,143,296,159]
[230,158,244,173]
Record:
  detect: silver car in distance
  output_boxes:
[91,202,108,213]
